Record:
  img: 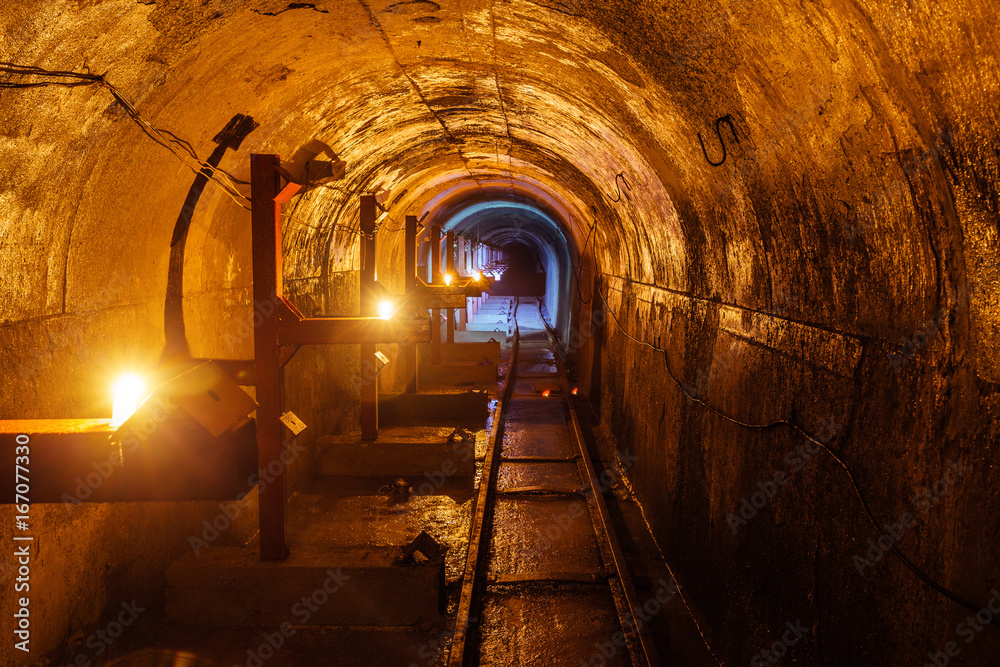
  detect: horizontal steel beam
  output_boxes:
[1,417,257,503]
[279,315,431,346]
[410,280,481,297]
[404,294,467,310]
[273,298,432,346]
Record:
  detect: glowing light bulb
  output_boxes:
[473,271,482,282]
[111,374,146,428]
[378,301,394,319]
[443,273,453,286]
[542,390,551,398]
[571,387,578,395]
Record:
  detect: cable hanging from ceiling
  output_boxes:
[0,62,251,210]
[0,62,515,253]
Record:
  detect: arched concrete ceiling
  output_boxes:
[2,2,999,665]
[2,0,995,352]
[441,201,570,262]
[1,0,994,361]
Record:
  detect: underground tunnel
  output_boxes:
[1,0,999,665]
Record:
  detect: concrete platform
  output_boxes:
[378,390,491,425]
[465,320,511,333]
[166,543,444,627]
[418,359,497,388]
[284,475,473,584]
[419,340,502,364]
[316,426,479,477]
[165,468,476,633]
[454,329,508,343]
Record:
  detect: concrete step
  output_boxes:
[378,390,491,425]
[418,360,497,387]
[471,305,511,315]
[418,341,501,364]
[465,320,511,333]
[466,316,510,328]
[166,543,444,627]
[453,330,507,343]
[316,426,478,476]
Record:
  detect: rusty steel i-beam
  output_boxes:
[446,230,456,345]
[250,154,431,560]
[404,214,418,393]
[430,224,442,365]
[360,195,378,441]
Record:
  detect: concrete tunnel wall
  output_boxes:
[0,0,998,664]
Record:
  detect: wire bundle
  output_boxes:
[0,62,250,209]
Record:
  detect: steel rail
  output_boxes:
[447,297,521,667]
[537,300,664,667]
[449,297,662,667]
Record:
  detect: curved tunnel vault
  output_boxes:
[1,0,1000,664]
[437,197,576,338]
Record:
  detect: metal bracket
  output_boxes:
[401,530,445,564]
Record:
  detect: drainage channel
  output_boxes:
[448,297,662,667]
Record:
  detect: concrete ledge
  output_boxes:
[465,320,511,333]
[419,341,501,364]
[418,360,497,387]
[453,330,508,343]
[316,426,475,476]
[166,545,444,627]
[378,391,490,425]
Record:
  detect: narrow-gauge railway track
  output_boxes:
[449,297,662,667]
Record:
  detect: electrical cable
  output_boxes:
[0,63,251,209]
[572,205,599,305]
[592,277,995,623]
[576,173,990,620]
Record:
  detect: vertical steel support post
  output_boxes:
[403,215,418,393]
[430,224,442,365]
[360,195,378,441]
[250,154,287,561]
[446,231,455,344]
[458,237,468,331]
